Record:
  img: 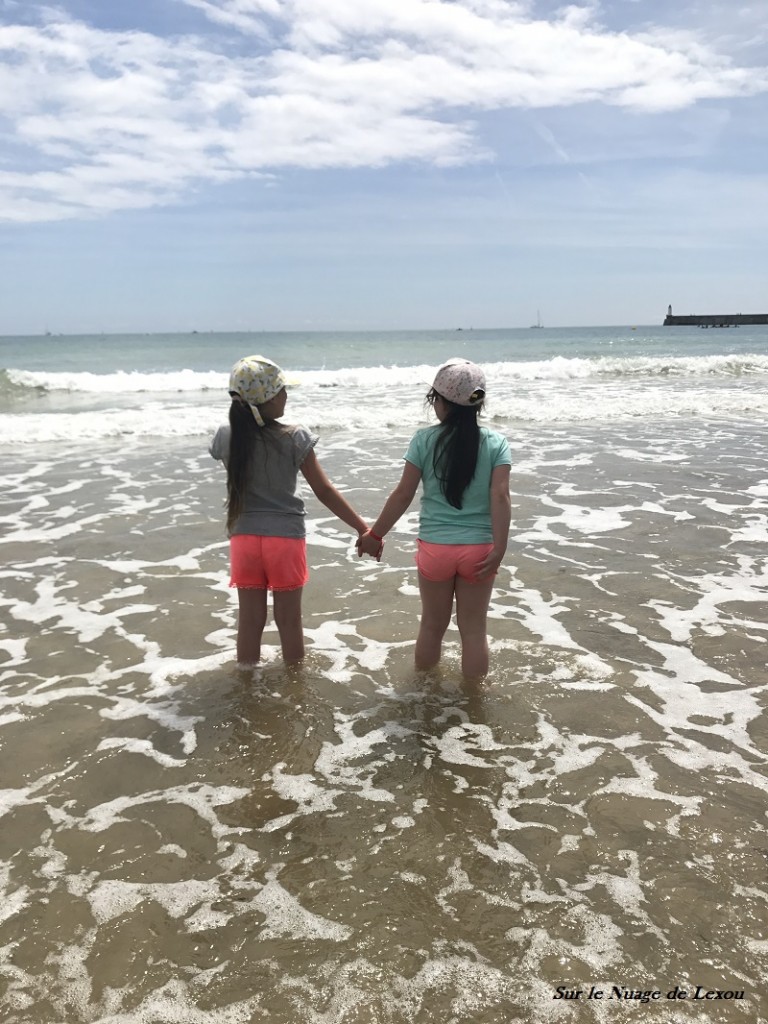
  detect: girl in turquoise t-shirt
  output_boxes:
[358,359,511,680]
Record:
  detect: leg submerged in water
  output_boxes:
[455,575,494,679]
[273,588,305,665]
[415,575,455,671]
[236,587,268,665]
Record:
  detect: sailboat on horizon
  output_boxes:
[531,310,544,329]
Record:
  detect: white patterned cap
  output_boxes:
[432,358,486,406]
[229,355,287,426]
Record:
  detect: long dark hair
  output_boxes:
[225,397,259,532]
[428,388,482,508]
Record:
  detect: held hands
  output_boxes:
[357,529,384,562]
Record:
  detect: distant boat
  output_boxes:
[531,310,544,329]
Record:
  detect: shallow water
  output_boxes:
[1,417,767,1022]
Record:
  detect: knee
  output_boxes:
[457,616,487,641]
[421,610,452,635]
[273,592,303,628]
[274,606,301,630]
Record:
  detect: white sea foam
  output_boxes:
[0,405,226,445]
[87,878,221,925]
[2,333,767,1021]
[506,904,625,973]
[254,866,353,941]
[314,716,410,800]
[264,762,341,831]
[4,352,768,443]
[8,367,227,393]
[574,851,668,940]
[647,558,768,643]
[77,784,250,836]
[96,737,188,768]
[429,723,508,768]
[0,866,30,926]
[539,498,633,534]
[473,838,532,867]
[8,352,768,396]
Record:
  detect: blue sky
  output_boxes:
[1,0,766,333]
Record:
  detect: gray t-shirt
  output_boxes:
[210,422,319,537]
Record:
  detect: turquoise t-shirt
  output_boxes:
[404,425,511,543]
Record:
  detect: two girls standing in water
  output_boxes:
[211,355,511,680]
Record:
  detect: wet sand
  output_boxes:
[1,421,767,1022]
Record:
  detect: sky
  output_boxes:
[1,0,767,334]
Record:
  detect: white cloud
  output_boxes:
[179,0,280,38]
[0,0,765,221]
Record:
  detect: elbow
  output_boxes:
[393,486,416,513]
[491,493,511,524]
[311,480,335,505]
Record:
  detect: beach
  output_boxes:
[1,327,768,1022]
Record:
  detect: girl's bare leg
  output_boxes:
[273,588,305,664]
[455,576,495,679]
[415,575,455,671]
[237,588,268,665]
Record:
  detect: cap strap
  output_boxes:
[231,391,266,427]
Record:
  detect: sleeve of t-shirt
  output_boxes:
[404,429,426,469]
[491,431,512,468]
[292,425,320,467]
[209,425,230,462]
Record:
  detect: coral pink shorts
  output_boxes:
[416,540,495,583]
[229,535,308,591]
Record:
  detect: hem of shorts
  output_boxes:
[229,582,307,592]
[417,538,494,547]
[416,568,494,585]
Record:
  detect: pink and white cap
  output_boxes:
[432,358,486,406]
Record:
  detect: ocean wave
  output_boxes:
[4,367,227,394]
[0,368,45,397]
[5,352,768,395]
[485,353,768,381]
[0,406,226,445]
[2,382,768,444]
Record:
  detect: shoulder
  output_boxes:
[411,424,440,447]
[405,424,437,461]
[282,422,319,446]
[280,422,319,463]
[480,426,512,464]
[479,426,507,443]
[209,424,231,460]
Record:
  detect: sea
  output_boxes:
[1,325,767,1023]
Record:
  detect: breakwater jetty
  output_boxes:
[664,305,768,327]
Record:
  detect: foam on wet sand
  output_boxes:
[1,419,767,1022]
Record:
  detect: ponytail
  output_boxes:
[428,388,482,508]
[226,398,258,532]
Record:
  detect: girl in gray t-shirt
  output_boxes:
[210,354,368,666]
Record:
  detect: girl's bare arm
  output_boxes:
[300,450,368,535]
[367,461,422,538]
[476,464,511,579]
